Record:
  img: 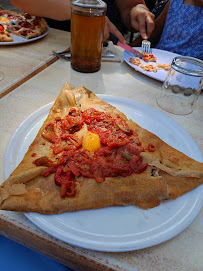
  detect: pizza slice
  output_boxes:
[0,83,202,214]
[0,10,48,42]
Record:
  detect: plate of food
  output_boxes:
[0,10,49,45]
[122,47,179,82]
[1,83,203,252]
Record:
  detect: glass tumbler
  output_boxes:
[71,0,107,73]
[156,56,203,115]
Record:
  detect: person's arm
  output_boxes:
[149,1,170,43]
[9,0,71,20]
[129,1,170,47]
[116,0,155,39]
[104,17,126,44]
[10,0,126,43]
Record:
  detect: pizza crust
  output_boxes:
[0,83,202,214]
[0,32,13,42]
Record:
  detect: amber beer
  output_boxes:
[71,2,106,73]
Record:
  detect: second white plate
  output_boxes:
[4,95,203,252]
[122,47,179,82]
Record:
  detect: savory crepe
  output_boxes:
[0,83,202,214]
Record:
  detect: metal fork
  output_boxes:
[52,48,71,60]
[141,40,151,54]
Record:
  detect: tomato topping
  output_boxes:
[31,153,37,157]
[19,21,32,28]
[60,180,76,197]
[0,25,4,32]
[68,161,80,177]
[52,141,66,154]
[7,15,22,20]
[54,165,71,186]
[41,166,57,177]
[36,108,149,198]
[54,165,76,197]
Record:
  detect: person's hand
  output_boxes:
[104,16,126,44]
[130,4,155,40]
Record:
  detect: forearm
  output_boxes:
[9,0,71,20]
[116,0,146,30]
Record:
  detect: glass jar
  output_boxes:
[71,0,107,73]
[156,56,203,115]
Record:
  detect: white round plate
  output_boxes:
[0,27,49,46]
[122,48,179,82]
[4,95,203,252]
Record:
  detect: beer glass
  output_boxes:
[71,0,107,73]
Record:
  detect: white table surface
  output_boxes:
[0,36,203,271]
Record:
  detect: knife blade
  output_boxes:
[117,41,144,59]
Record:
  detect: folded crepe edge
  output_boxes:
[0,167,46,205]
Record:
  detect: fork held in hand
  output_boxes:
[141,40,151,54]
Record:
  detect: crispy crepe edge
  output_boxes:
[0,82,202,214]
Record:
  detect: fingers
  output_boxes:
[131,4,155,40]
[104,16,126,44]
[145,14,155,38]
[104,17,110,41]
[136,14,148,40]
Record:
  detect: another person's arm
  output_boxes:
[10,0,71,20]
[10,0,126,43]
[116,0,155,39]
[104,16,126,43]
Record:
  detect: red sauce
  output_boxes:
[35,108,150,197]
[0,25,4,32]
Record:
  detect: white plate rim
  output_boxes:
[122,47,180,82]
[3,95,203,252]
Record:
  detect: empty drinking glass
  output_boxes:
[156,56,203,115]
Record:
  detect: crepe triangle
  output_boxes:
[0,83,202,214]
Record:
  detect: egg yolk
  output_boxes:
[0,17,10,23]
[82,132,101,152]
